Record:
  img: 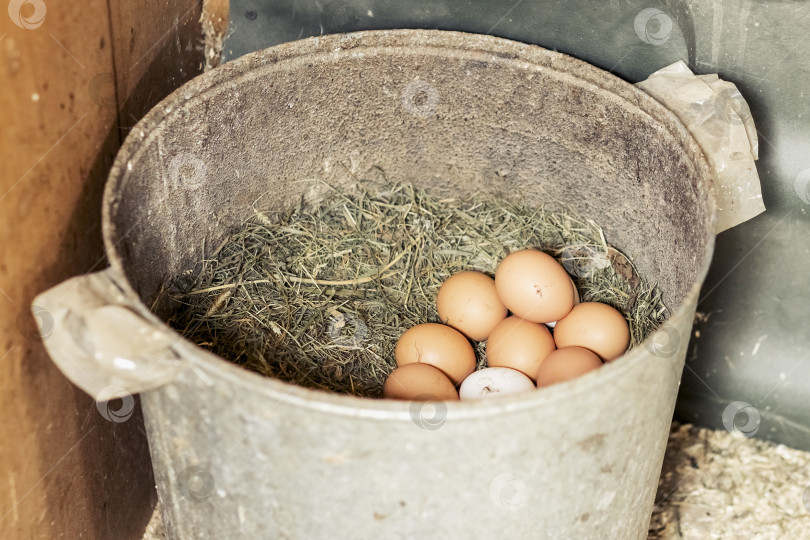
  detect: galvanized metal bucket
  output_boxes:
[36,30,719,539]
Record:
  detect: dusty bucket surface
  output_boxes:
[36,30,718,539]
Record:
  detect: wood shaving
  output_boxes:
[649,423,810,539]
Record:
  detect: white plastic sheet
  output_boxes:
[636,61,765,232]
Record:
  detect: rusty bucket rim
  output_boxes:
[102,28,717,420]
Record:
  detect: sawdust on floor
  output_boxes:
[201,0,229,70]
[650,422,810,539]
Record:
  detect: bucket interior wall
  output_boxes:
[108,36,711,334]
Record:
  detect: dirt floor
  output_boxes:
[143,422,810,539]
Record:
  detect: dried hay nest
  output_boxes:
[164,176,667,397]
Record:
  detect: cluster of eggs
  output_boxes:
[383,249,631,401]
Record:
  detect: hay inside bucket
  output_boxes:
[162,174,668,397]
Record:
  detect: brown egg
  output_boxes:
[486,316,556,381]
[395,323,476,385]
[383,363,459,401]
[545,277,580,329]
[495,249,575,323]
[437,271,508,341]
[536,346,603,388]
[553,302,630,362]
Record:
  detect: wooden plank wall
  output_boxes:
[0,0,206,537]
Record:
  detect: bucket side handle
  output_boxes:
[32,268,189,400]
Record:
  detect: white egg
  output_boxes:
[459,367,536,400]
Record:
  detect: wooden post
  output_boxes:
[0,0,209,536]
